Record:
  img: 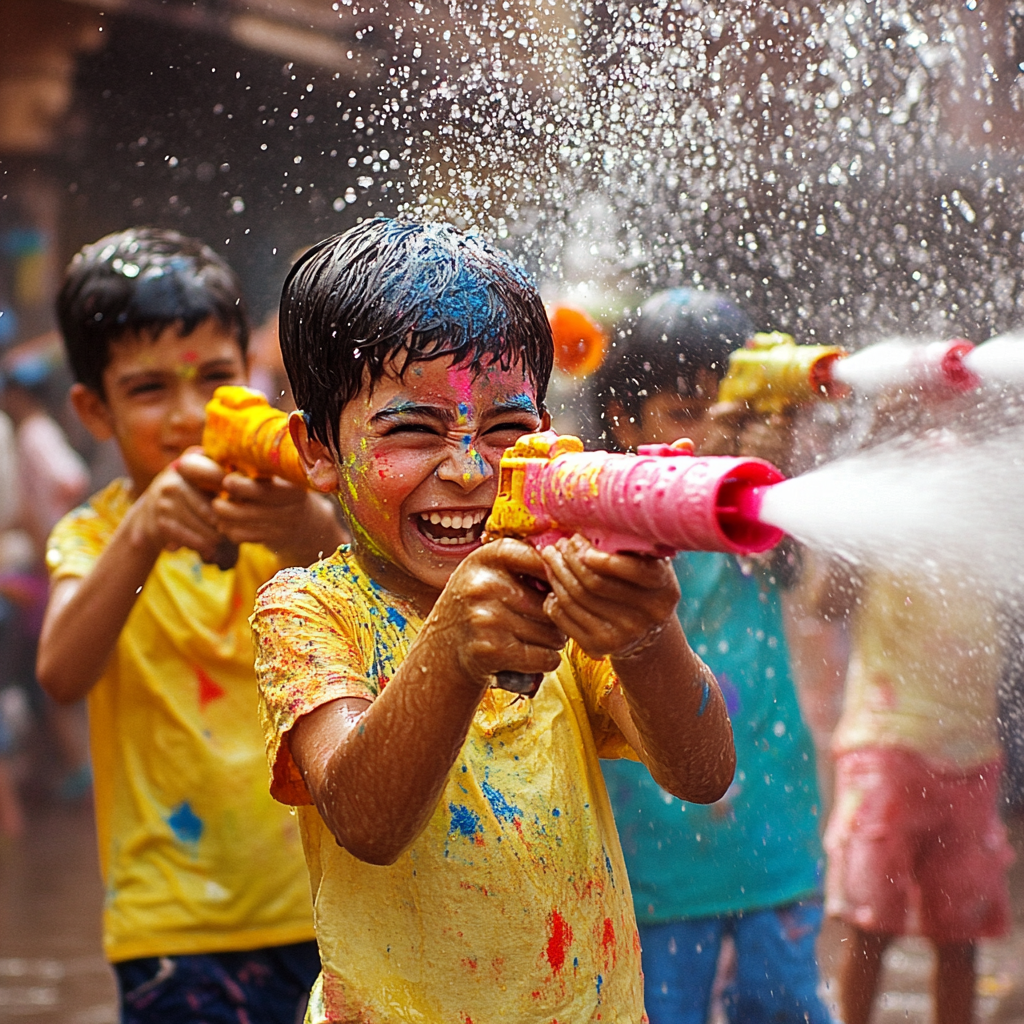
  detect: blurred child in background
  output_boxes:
[595,288,833,1024]
[817,390,1012,1024]
[37,228,342,1023]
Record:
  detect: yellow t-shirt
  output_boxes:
[252,548,646,1024]
[832,569,1003,768]
[46,479,315,962]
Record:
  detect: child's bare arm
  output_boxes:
[37,457,227,704]
[540,536,735,803]
[286,539,566,866]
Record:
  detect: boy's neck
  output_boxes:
[349,542,442,618]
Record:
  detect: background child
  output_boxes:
[817,390,1013,1024]
[595,288,833,1024]
[37,228,344,1024]
[251,219,736,1024]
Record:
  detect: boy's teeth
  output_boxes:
[430,512,441,524]
[441,515,452,528]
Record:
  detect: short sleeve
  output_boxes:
[251,567,378,805]
[45,495,115,582]
[567,642,640,762]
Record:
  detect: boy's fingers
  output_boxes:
[478,537,548,578]
[219,472,304,505]
[175,449,228,493]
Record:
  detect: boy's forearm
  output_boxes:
[611,620,735,803]
[295,629,487,866]
[37,503,161,704]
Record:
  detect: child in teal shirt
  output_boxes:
[596,288,831,1024]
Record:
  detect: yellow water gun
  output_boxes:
[202,385,309,488]
[717,332,849,414]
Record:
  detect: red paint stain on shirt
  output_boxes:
[601,917,616,959]
[195,666,226,708]
[545,909,574,973]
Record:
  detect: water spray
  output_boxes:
[963,331,1024,388]
[717,334,981,412]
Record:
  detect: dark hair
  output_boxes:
[57,227,249,394]
[592,287,754,423]
[279,218,553,451]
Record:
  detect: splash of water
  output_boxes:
[965,332,1024,388]
[830,338,948,392]
[757,429,1024,594]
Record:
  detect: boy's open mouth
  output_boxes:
[416,509,489,547]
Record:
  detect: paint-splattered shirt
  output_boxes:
[46,479,315,962]
[252,547,647,1024]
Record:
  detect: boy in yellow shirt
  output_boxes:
[251,219,737,1023]
[38,229,344,1023]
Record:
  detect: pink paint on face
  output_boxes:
[333,356,543,608]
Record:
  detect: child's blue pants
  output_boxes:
[640,899,834,1024]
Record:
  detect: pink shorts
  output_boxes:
[825,748,1013,943]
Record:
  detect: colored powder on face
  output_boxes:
[481,780,521,823]
[448,803,483,839]
[498,392,538,414]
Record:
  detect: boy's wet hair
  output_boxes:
[58,227,249,394]
[593,288,754,427]
[279,218,553,451]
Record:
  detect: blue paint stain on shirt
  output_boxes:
[596,973,604,994]
[448,803,482,838]
[167,801,203,844]
[481,780,521,823]
[385,605,407,629]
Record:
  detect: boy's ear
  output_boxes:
[605,398,643,452]
[289,411,339,493]
[69,384,115,442]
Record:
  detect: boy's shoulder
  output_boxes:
[46,478,133,579]
[257,546,415,621]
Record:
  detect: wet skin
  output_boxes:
[292,358,547,611]
[288,355,736,866]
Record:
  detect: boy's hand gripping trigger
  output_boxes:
[200,386,311,569]
[484,431,786,696]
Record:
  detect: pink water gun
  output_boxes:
[484,431,785,694]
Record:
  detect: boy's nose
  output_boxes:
[435,439,493,491]
[169,384,208,432]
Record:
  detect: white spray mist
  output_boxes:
[758,429,1024,595]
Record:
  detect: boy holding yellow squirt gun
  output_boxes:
[37,228,344,1023]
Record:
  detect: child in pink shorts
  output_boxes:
[821,566,1013,1024]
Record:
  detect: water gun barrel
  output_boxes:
[202,386,309,488]
[717,332,849,414]
[486,432,785,557]
[831,339,979,393]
